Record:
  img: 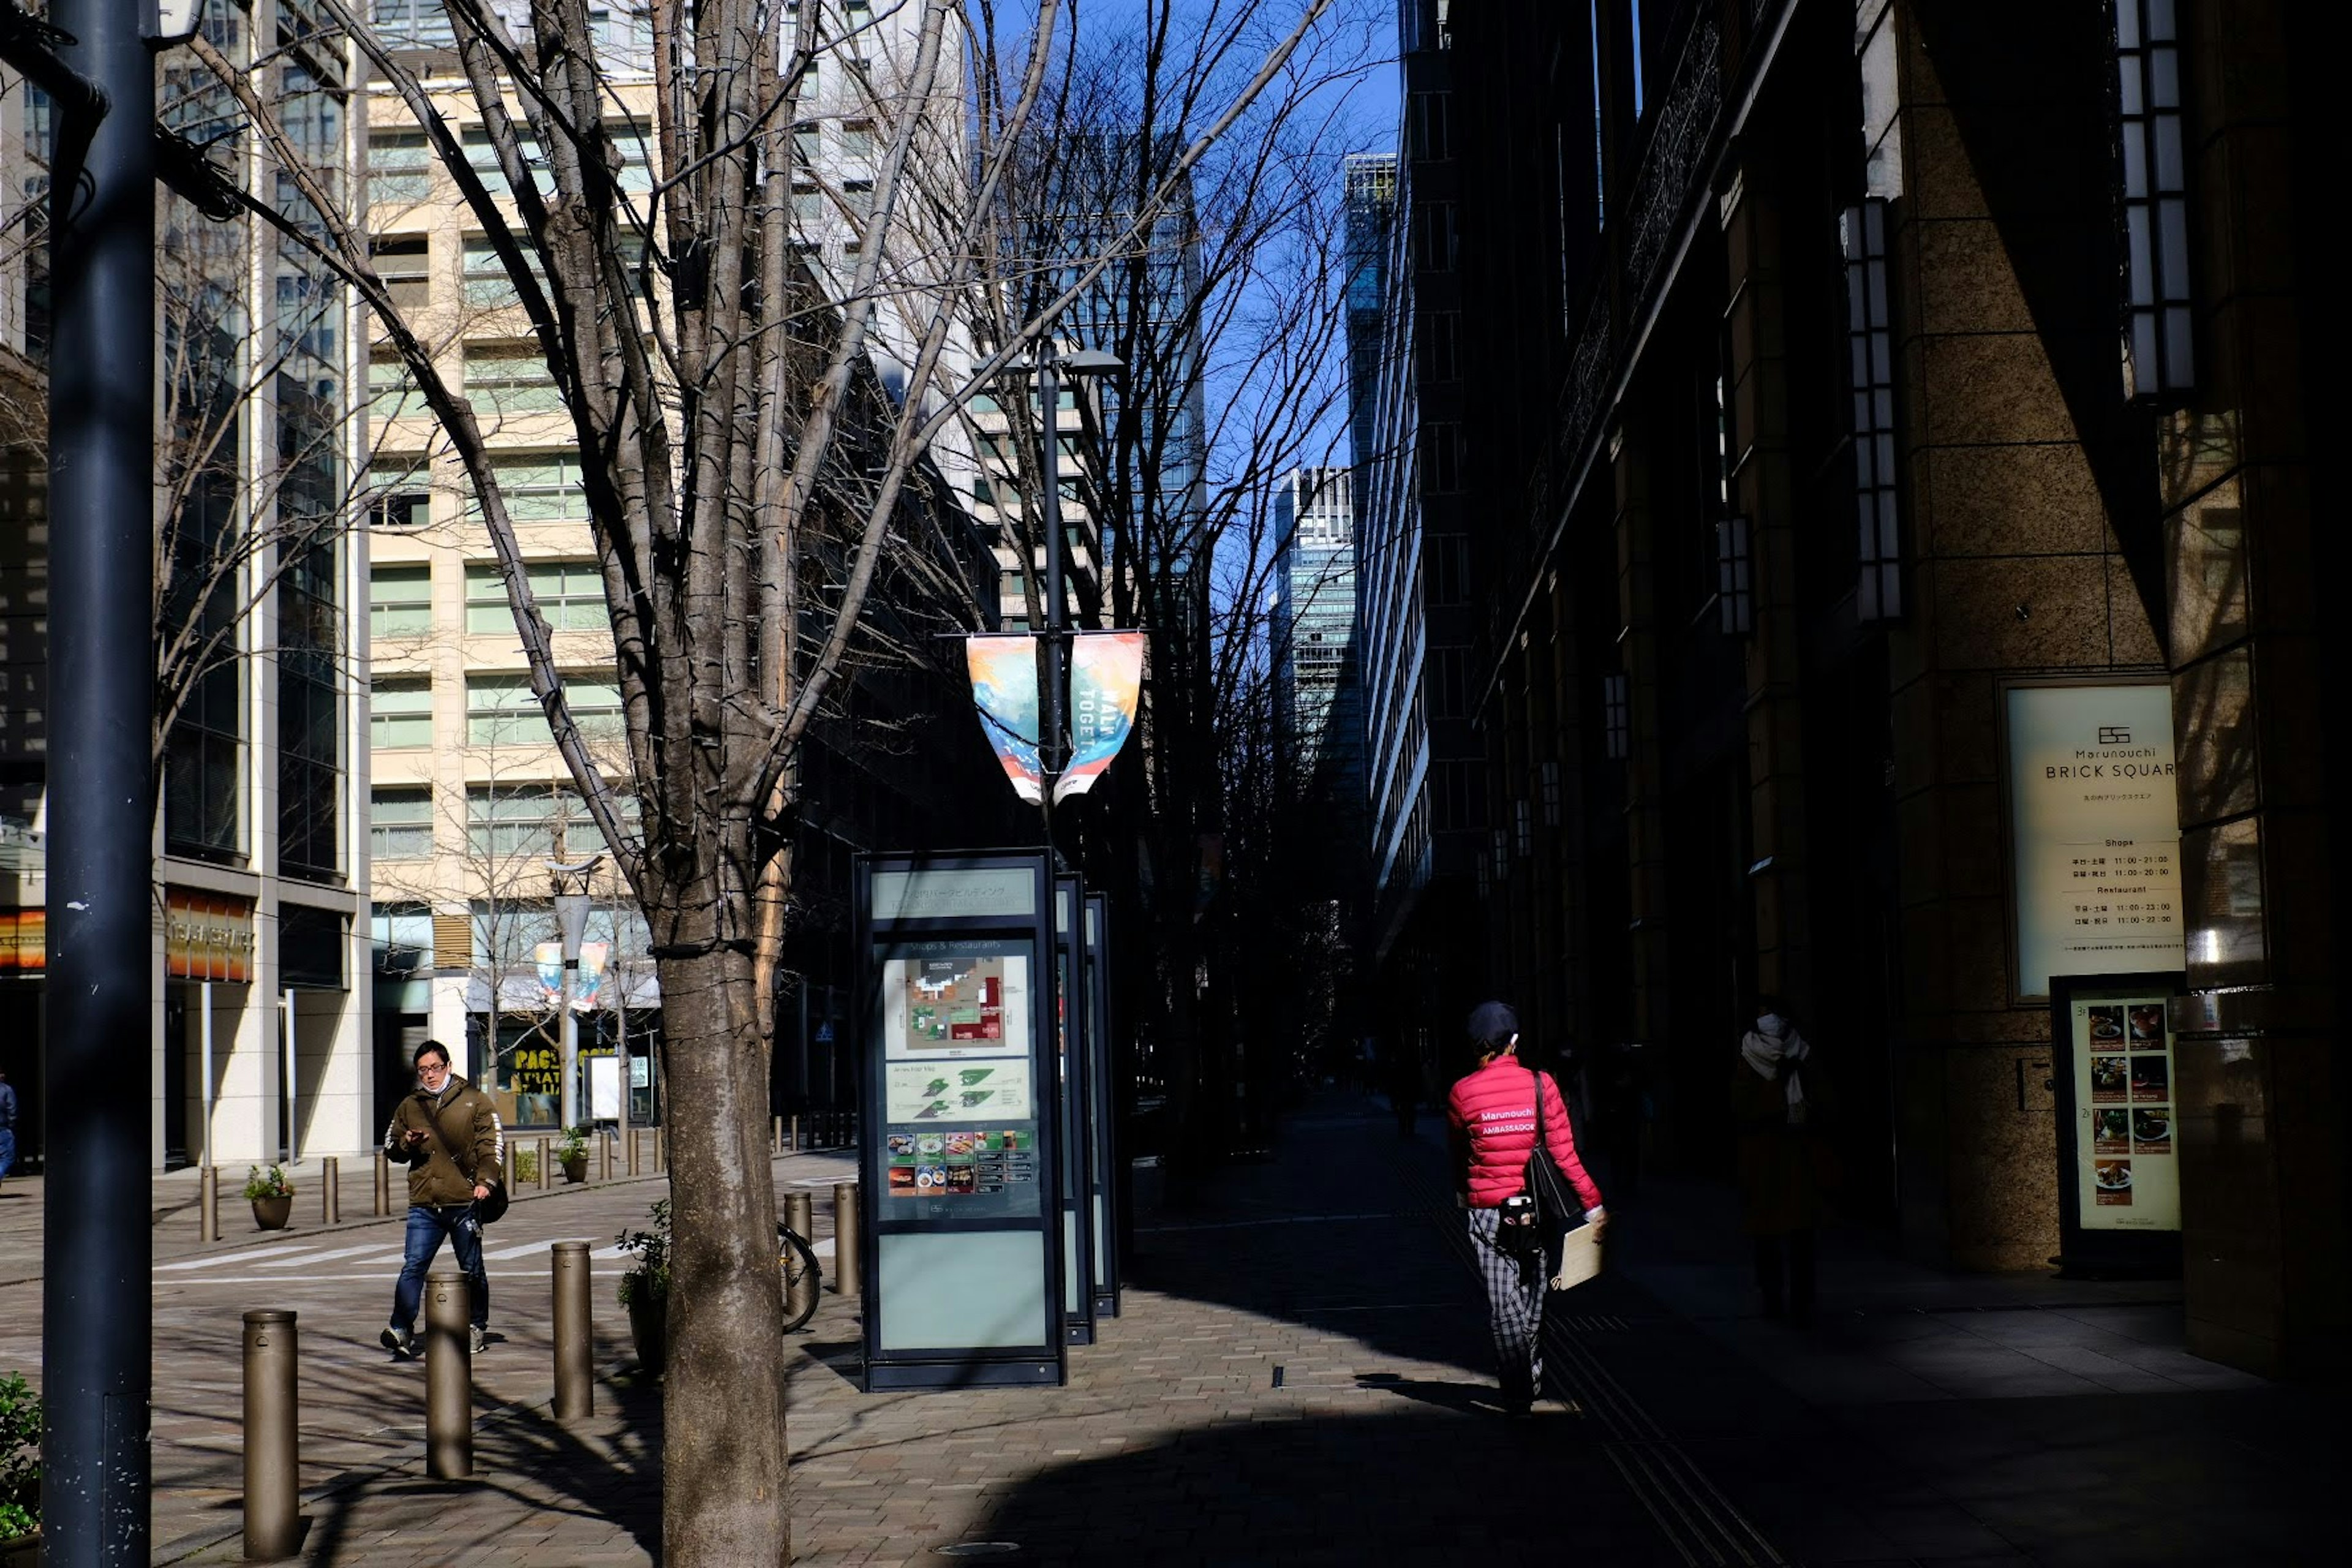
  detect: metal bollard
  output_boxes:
[322,1156,340,1226]
[783,1192,817,1324]
[654,1126,666,1172]
[832,1182,861,1296]
[504,1139,519,1194]
[424,1272,472,1479]
[201,1164,220,1245]
[551,1242,594,1421]
[536,1136,551,1191]
[374,1152,391,1217]
[600,1129,612,1182]
[772,1115,783,1153]
[243,1308,301,1560]
[788,1113,799,1153]
[627,1127,641,1177]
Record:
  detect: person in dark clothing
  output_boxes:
[1733,995,1821,1323]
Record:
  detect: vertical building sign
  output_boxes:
[2005,684,2184,997]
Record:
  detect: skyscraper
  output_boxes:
[1271,467,1362,846]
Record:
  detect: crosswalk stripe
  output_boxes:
[249,1244,393,1269]
[157,1245,336,1273]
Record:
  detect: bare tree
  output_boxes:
[183,1,1335,1555]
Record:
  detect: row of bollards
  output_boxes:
[772,1110,860,1152]
[240,1245,603,1559]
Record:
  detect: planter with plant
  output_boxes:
[243,1164,296,1231]
[616,1199,670,1376]
[1,1371,39,1558]
[557,1125,590,1183]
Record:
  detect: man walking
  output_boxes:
[381,1040,499,1356]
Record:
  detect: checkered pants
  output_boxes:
[1467,1206,1545,1403]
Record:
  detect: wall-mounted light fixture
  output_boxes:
[2114,0,2194,402]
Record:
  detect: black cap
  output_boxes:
[1466,1001,1519,1047]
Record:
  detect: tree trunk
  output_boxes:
[656,938,790,1564]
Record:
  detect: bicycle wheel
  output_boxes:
[778,1223,823,1333]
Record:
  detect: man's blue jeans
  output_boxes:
[391,1204,488,1330]
[0,1127,16,1180]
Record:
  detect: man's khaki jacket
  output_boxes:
[382,1077,502,1208]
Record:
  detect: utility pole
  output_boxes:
[41,0,154,1558]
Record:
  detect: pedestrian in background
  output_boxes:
[1446,1001,1605,1415]
[380,1040,500,1357]
[1734,995,1822,1324]
[0,1065,17,1185]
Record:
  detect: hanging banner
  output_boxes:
[1055,632,1145,804]
[533,940,610,1007]
[967,635,1044,803]
[164,889,256,983]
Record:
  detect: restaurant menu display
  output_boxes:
[2070,993,2180,1232]
[878,940,1042,1217]
[2006,684,2185,996]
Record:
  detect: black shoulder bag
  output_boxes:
[1524,1070,1581,1238]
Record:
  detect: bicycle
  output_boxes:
[778,1221,823,1333]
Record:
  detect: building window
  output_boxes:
[1428,533,1470,605]
[367,456,432,530]
[1602,672,1629,761]
[1430,646,1467,719]
[1421,310,1460,384]
[1413,200,1457,273]
[368,131,431,208]
[163,470,246,863]
[1540,758,1562,827]
[461,235,548,308]
[369,564,432,638]
[278,536,345,882]
[466,783,561,860]
[2114,0,2193,402]
[1408,91,1452,161]
[371,677,432,750]
[466,561,607,634]
[1716,516,1752,636]
[467,671,624,746]
[1843,198,1902,621]
[368,355,424,423]
[371,902,432,974]
[465,344,562,415]
[371,787,433,860]
[372,0,455,49]
[1491,826,1511,883]
[371,235,430,311]
[469,452,590,522]
[1420,423,1462,494]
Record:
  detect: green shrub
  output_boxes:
[616,1198,671,1309]
[515,1149,539,1184]
[0,1371,39,1537]
[556,1125,590,1164]
[241,1164,293,1201]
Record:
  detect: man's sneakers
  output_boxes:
[380,1324,488,1356]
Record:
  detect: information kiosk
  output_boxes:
[2049,970,2187,1278]
[854,851,1066,1389]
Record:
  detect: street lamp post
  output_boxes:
[547,855,605,1131]
[1031,344,1123,821]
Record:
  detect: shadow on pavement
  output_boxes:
[293,1368,663,1566]
[965,1403,1679,1567]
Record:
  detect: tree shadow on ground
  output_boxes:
[295,1365,665,1566]
[961,1403,1681,1568]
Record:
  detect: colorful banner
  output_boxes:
[1055,631,1145,804]
[165,890,255,982]
[967,635,1045,803]
[534,940,610,1007]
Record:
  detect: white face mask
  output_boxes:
[1755,1013,1784,1035]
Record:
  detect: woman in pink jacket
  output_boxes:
[1446,1001,1605,1414]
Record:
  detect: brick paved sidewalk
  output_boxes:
[104,1099,1692,1567]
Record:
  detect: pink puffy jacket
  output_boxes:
[1446,1057,1604,1212]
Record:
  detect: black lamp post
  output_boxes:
[1032,344,1123,823]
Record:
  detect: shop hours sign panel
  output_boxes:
[2004,683,2185,998]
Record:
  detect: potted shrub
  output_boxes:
[557,1125,590,1184]
[616,1199,671,1376]
[0,1371,37,1566]
[243,1164,295,1231]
